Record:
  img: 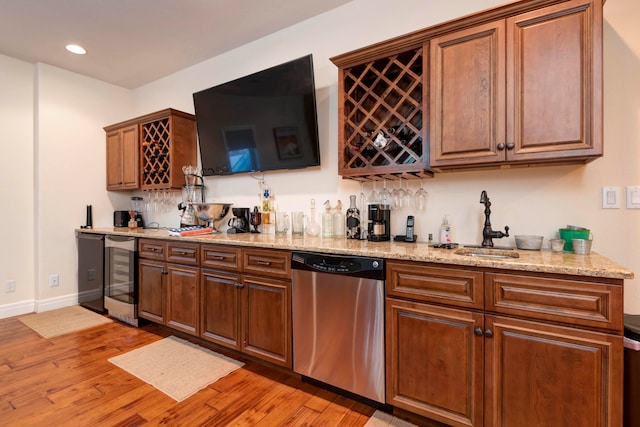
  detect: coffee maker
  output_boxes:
[367,203,390,242]
[227,207,250,233]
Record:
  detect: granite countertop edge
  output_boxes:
[77,228,635,280]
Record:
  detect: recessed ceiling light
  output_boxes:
[65,44,86,55]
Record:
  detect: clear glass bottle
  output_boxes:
[346,195,361,240]
[333,200,345,238]
[322,200,333,238]
[306,198,321,237]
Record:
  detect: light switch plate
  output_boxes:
[627,186,640,209]
[602,186,620,209]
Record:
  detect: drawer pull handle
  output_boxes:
[211,255,225,260]
[173,250,189,255]
[257,260,272,266]
[484,329,493,338]
[474,327,483,337]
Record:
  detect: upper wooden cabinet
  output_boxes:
[105,123,139,190]
[139,109,197,190]
[332,0,604,176]
[104,108,197,191]
[331,45,431,180]
[430,0,602,170]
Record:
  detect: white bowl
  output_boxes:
[515,235,543,250]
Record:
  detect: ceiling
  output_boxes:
[0,0,352,89]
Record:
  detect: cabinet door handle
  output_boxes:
[235,282,244,288]
[162,269,168,275]
[506,143,515,150]
[497,143,505,151]
[474,327,483,336]
[484,329,493,338]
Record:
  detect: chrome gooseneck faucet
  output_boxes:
[480,190,509,247]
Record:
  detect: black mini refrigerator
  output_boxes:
[76,232,105,313]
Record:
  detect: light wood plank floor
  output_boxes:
[0,313,377,426]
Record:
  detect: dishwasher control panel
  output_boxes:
[291,251,384,279]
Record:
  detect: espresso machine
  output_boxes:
[227,207,250,233]
[367,203,390,242]
[178,166,205,227]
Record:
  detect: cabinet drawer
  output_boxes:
[243,248,291,279]
[138,239,166,260]
[486,273,623,332]
[201,245,241,271]
[166,242,199,266]
[387,261,484,309]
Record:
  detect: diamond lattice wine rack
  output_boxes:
[138,109,197,191]
[141,118,171,188]
[335,47,430,180]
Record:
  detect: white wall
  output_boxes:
[1,0,638,317]
[0,54,34,316]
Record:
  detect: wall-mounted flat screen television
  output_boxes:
[193,54,321,176]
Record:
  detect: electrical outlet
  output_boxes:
[6,280,15,293]
[49,274,59,287]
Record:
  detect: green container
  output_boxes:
[558,229,591,251]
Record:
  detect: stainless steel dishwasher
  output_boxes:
[291,251,385,403]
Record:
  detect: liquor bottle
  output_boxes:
[346,195,361,240]
[333,200,345,238]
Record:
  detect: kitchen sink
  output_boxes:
[454,247,520,260]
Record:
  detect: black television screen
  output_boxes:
[193,54,321,176]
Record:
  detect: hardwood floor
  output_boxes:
[0,313,376,426]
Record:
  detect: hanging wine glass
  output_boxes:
[369,180,379,203]
[358,181,367,214]
[379,178,391,206]
[392,177,408,210]
[415,179,429,211]
[402,177,413,210]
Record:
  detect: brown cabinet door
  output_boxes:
[120,125,139,188]
[485,315,623,427]
[106,124,138,190]
[386,298,484,426]
[200,268,241,349]
[430,20,506,168]
[241,275,291,368]
[166,263,199,336]
[106,129,123,190]
[506,0,602,163]
[138,259,165,323]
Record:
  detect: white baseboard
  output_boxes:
[0,293,79,319]
[0,300,36,318]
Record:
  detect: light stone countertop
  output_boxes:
[78,227,634,280]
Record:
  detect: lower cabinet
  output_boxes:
[200,261,292,367]
[386,260,623,427]
[386,299,484,426]
[138,240,200,336]
[139,240,292,368]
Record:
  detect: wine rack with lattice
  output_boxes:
[141,118,172,188]
[339,47,429,179]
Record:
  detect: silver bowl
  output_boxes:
[191,202,233,231]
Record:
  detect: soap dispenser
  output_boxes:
[440,215,453,243]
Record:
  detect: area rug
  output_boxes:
[364,410,418,427]
[108,336,244,402]
[19,305,113,339]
